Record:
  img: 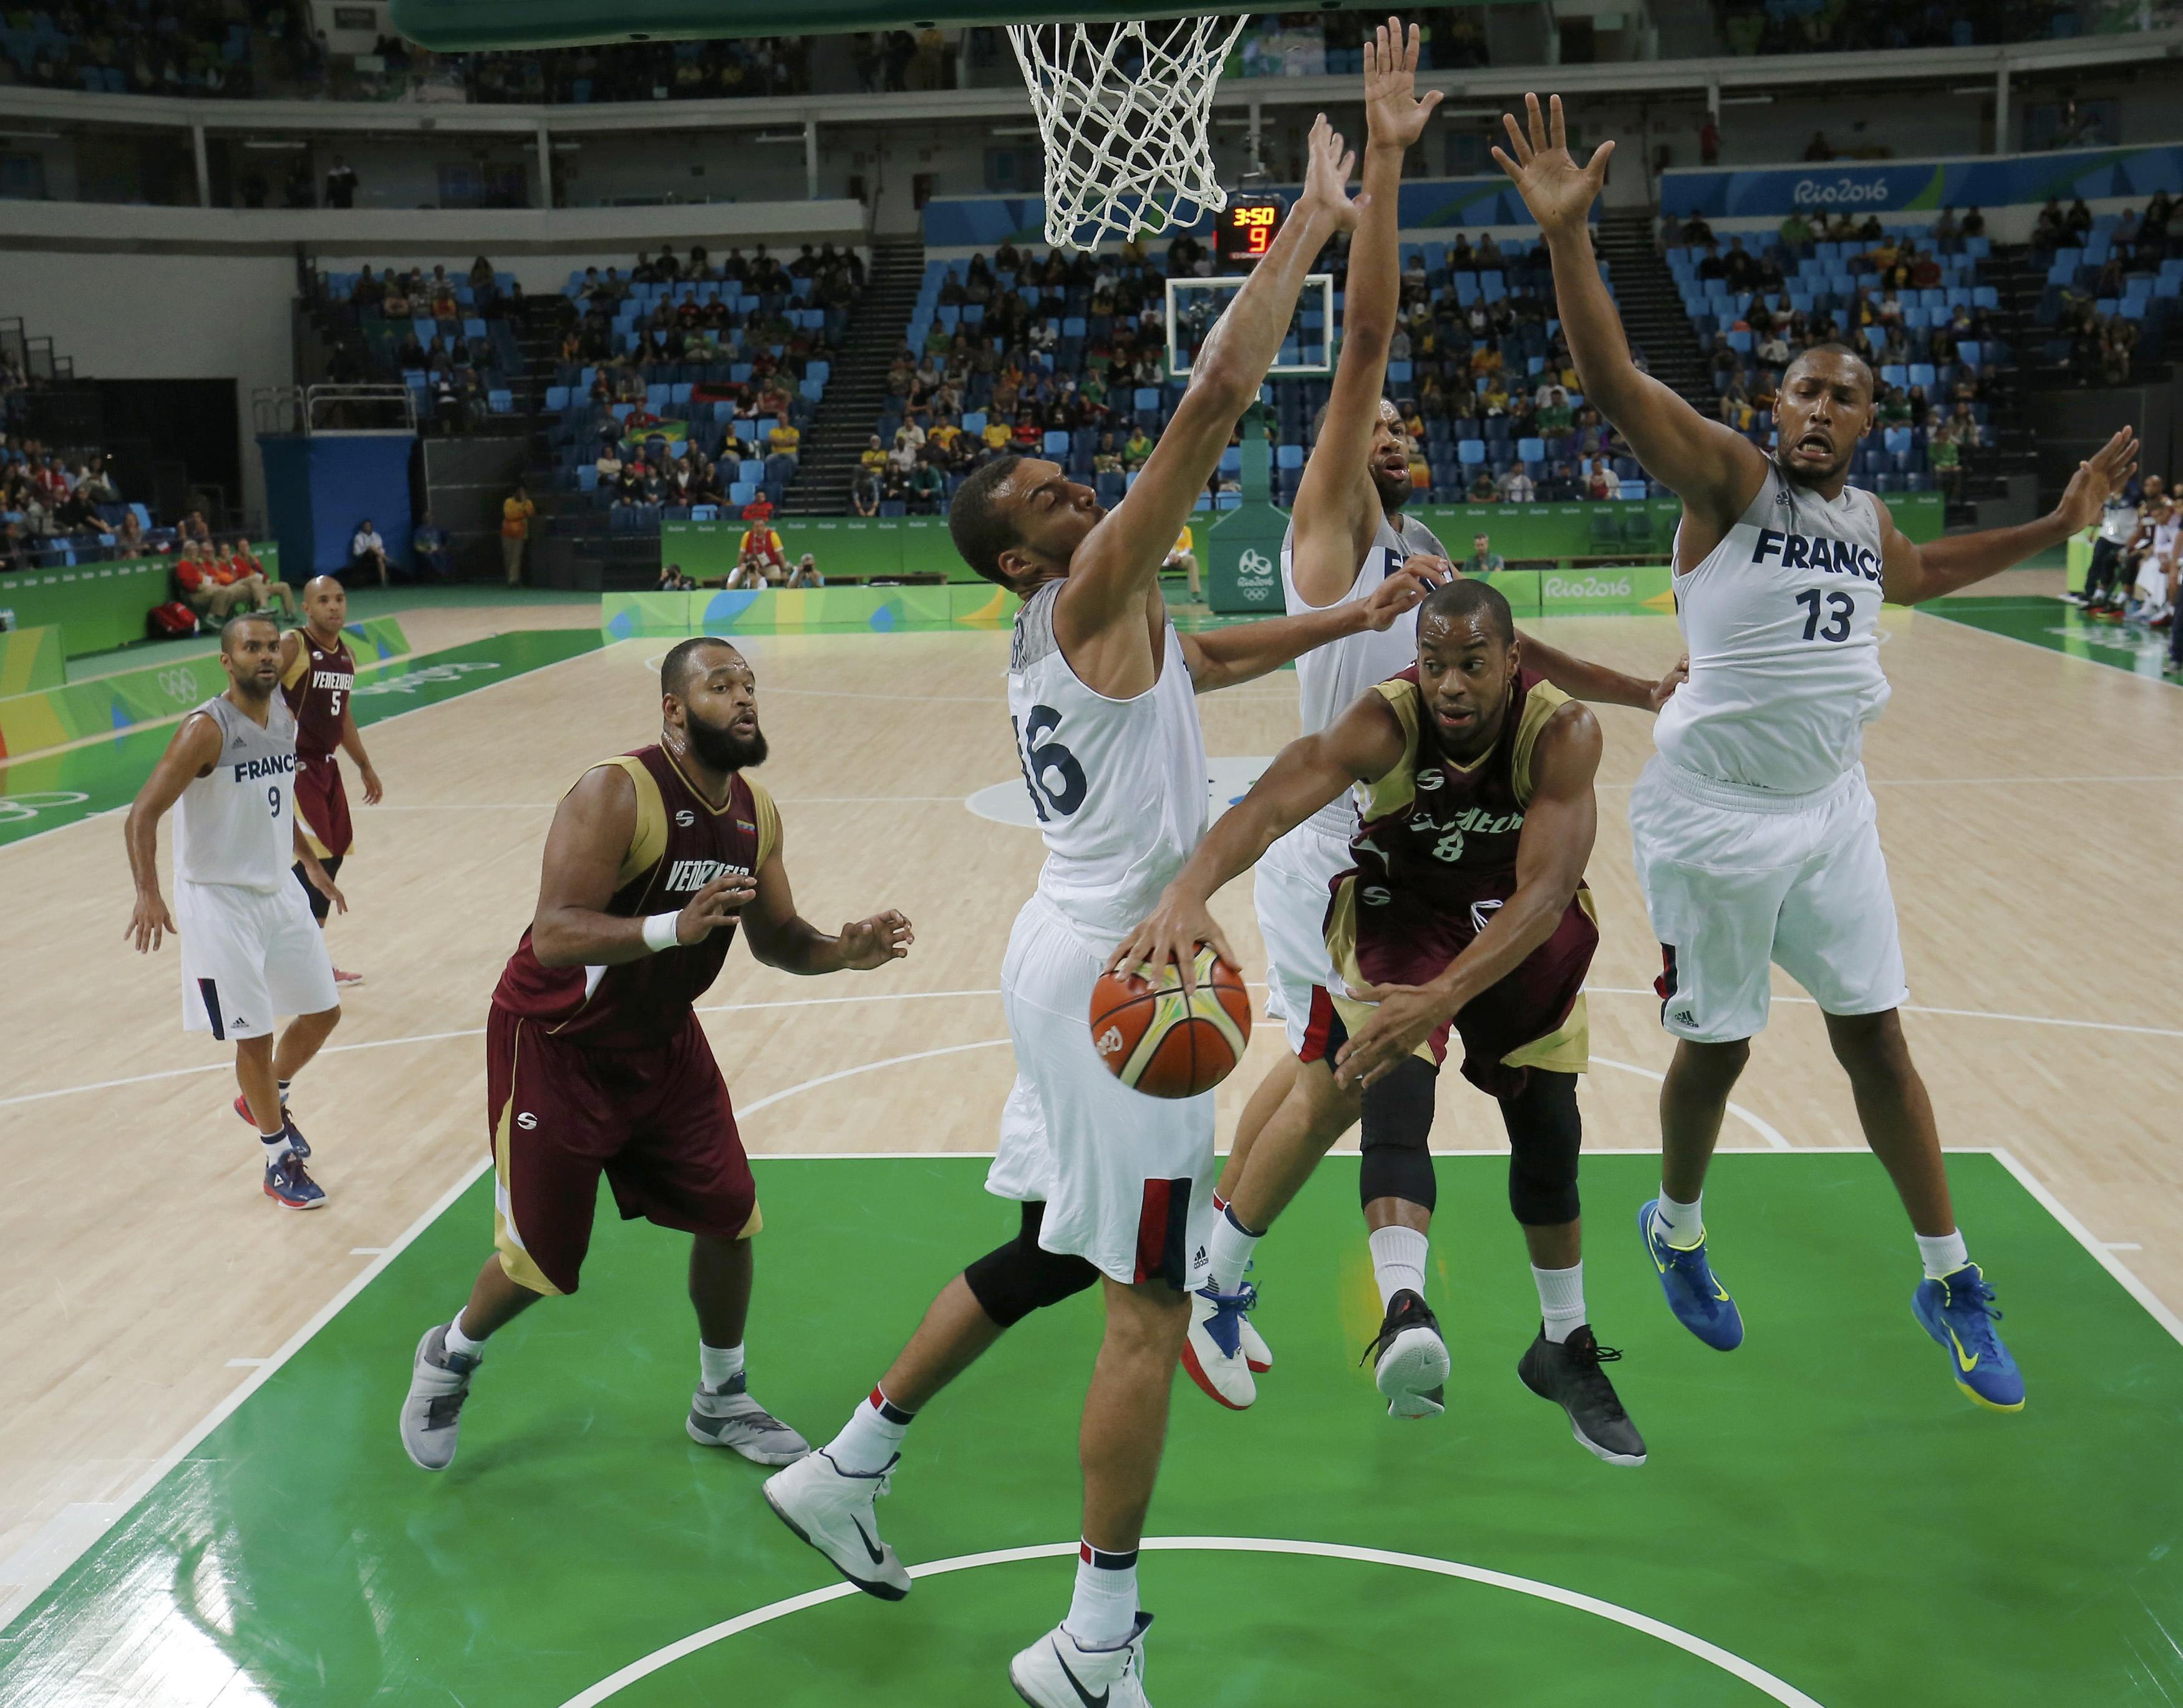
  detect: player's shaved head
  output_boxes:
[661,635,743,701]
[1783,341,1874,398]
[950,455,1027,587]
[304,575,342,596]
[1419,576,1515,646]
[220,612,281,654]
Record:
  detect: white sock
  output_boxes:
[699,1341,745,1392]
[1533,1261,1587,1344]
[1368,1225,1430,1308]
[258,1127,290,1160]
[1652,1188,1704,1250]
[1915,1228,1970,1281]
[277,1078,291,1107]
[1064,1543,1139,1651]
[825,1387,912,1475]
[1206,1204,1261,1296]
[445,1313,488,1359]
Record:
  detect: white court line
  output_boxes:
[2107,1242,2144,1251]
[1591,1054,1790,1150]
[1991,1149,2183,1350]
[349,1246,386,1256]
[222,1358,267,1368]
[736,1039,1011,1115]
[554,1536,1826,1708]
[13,981,2183,1110]
[0,1153,490,1629]
[0,636,611,852]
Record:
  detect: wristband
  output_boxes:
[641,911,681,954]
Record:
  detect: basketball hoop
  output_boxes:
[1008,17,1249,252]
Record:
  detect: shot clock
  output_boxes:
[1214,195,1287,268]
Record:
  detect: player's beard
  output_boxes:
[1372,463,1413,512]
[685,709,767,772]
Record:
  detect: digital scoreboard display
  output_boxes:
[1215,195,1286,267]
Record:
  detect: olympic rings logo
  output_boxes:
[0,790,90,823]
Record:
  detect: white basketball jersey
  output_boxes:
[1280,508,1447,837]
[175,694,300,891]
[1007,582,1208,951]
[1654,465,1892,795]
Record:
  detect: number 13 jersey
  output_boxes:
[1007,581,1208,951]
[1654,463,1891,795]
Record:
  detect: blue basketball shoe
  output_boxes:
[1912,1263,2025,1413]
[1637,1200,1744,1351]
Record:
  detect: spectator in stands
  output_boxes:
[501,483,535,585]
[738,521,786,583]
[0,520,30,574]
[349,519,391,586]
[768,419,801,460]
[1461,534,1506,576]
[1803,131,1834,162]
[178,542,250,621]
[414,510,455,578]
[224,538,297,617]
[659,563,699,591]
[113,509,146,558]
[1584,459,1617,500]
[1468,467,1499,504]
[851,466,881,517]
[1722,236,1756,291]
[906,457,946,515]
[1496,463,1537,505]
[787,553,824,588]
[179,508,212,546]
[1779,208,1813,248]
[324,154,359,208]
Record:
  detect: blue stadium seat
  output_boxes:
[1457,440,1486,466]
[1043,430,1070,455]
[1276,444,1304,469]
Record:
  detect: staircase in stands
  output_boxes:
[1592,207,1716,414]
[779,236,926,516]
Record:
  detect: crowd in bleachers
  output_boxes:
[315,255,526,433]
[541,243,859,530]
[1717,0,2091,54]
[0,434,220,579]
[2028,195,2183,386]
[856,225,1659,518]
[0,0,315,97]
[1667,210,2006,498]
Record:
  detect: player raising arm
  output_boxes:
[1496,91,2137,1412]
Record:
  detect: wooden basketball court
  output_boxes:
[3,593,2180,1649]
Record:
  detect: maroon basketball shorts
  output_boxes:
[484,1004,760,1296]
[294,752,354,860]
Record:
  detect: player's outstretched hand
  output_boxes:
[838,909,914,970]
[1333,980,1455,1090]
[676,871,758,944]
[1360,560,1448,631]
[1648,654,1690,712]
[1491,92,1614,238]
[2053,427,2141,534]
[360,762,384,806]
[1363,17,1443,151]
[125,890,177,954]
[1105,888,1237,997]
[1296,114,1362,235]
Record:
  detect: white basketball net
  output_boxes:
[1008,17,1250,251]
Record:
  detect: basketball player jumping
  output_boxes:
[765,104,1438,1708]
[397,638,912,1473]
[1193,21,1685,1414]
[1115,576,1647,1464]
[1496,92,2139,1412]
[123,613,344,1210]
[277,576,382,991]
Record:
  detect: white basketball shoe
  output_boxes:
[1010,1612,1154,1708]
[1179,1284,1258,1409]
[762,1450,912,1600]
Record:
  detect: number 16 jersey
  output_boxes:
[1007,581,1208,952]
[1654,463,1891,795]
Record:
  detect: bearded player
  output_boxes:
[765,99,1438,1708]
[397,637,912,1473]
[1201,25,1683,1413]
[1116,577,1645,1463]
[277,576,382,991]
[1497,92,2139,1412]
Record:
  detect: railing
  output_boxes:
[253,384,418,435]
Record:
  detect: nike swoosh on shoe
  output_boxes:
[1053,1648,1110,1708]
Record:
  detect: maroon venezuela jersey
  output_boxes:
[493,746,781,1050]
[1323,664,1598,1094]
[280,631,356,760]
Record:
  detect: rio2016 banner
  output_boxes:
[1661,143,2183,221]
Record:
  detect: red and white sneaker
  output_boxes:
[1180,1284,1259,1410]
[332,967,365,987]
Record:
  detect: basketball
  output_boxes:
[1087,946,1251,1099]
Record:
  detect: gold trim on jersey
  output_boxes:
[1357,674,1574,825]
[582,756,670,892]
[491,1020,563,1296]
[656,749,782,869]
[279,642,310,692]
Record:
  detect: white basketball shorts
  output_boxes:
[988,890,1216,1291]
[176,878,340,1041]
[1627,755,1907,1044]
[1253,818,1350,1055]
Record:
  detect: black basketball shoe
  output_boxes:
[1517,1324,1647,1466]
[1362,1289,1451,1419]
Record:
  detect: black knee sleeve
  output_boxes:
[293,853,341,922]
[1502,1070,1583,1226]
[961,1201,1100,1328]
[1358,1055,1439,1213]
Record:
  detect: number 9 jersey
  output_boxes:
[1006,580,1208,954]
[1653,463,1890,796]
